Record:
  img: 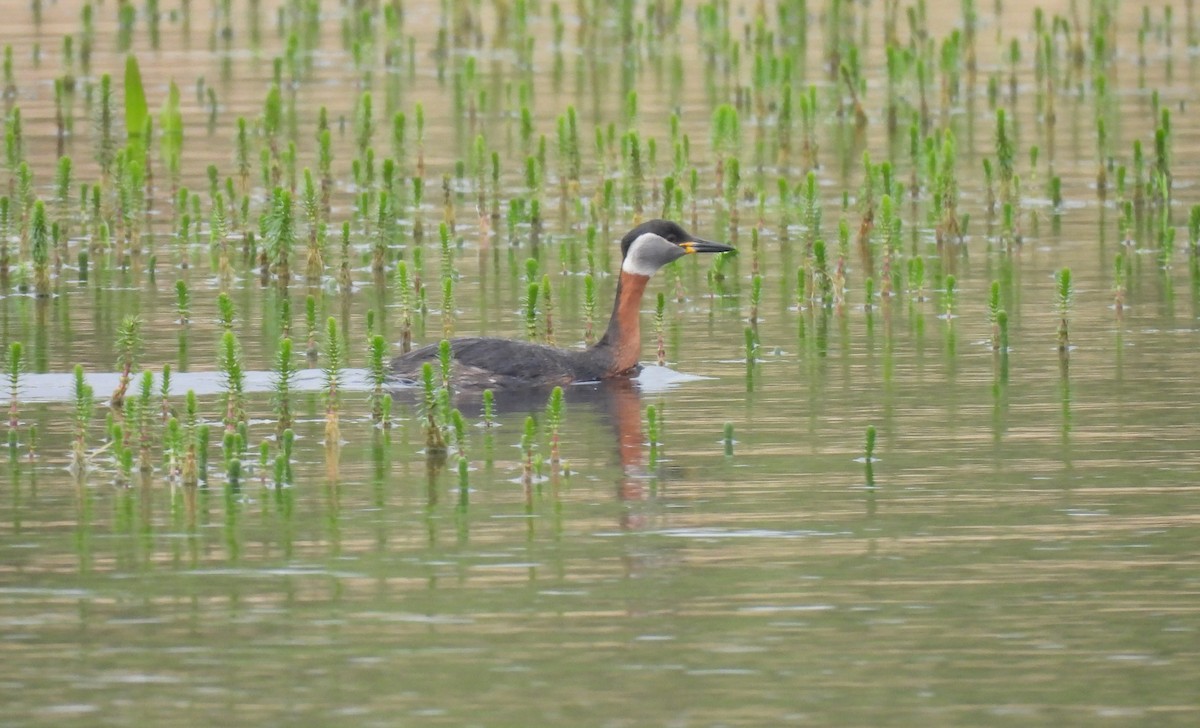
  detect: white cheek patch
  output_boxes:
[621,233,671,276]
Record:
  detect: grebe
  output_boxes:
[390,219,734,388]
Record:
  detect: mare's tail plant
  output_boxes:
[31,200,50,296]
[521,414,537,489]
[305,294,318,359]
[655,292,666,365]
[583,273,596,344]
[482,388,495,427]
[181,390,199,486]
[368,334,389,426]
[987,281,1002,351]
[135,370,155,471]
[421,362,447,456]
[395,261,413,353]
[217,329,246,431]
[175,279,190,324]
[8,342,22,451]
[273,337,295,433]
[546,386,564,468]
[71,364,94,471]
[1056,267,1072,355]
[110,315,143,408]
[323,316,344,445]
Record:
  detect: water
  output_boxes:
[3,1,1200,725]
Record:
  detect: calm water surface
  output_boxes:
[2,1,1200,725]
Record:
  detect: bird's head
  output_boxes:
[619,219,734,276]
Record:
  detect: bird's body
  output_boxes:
[391,337,617,389]
[390,220,733,389]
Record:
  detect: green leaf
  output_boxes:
[158,80,183,174]
[124,54,148,162]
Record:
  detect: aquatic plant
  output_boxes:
[1112,253,1126,315]
[224,430,242,488]
[524,280,540,341]
[540,274,555,344]
[482,389,495,428]
[655,292,667,366]
[278,428,295,487]
[395,261,413,353]
[323,317,344,445]
[30,200,50,297]
[110,315,143,408]
[521,414,537,487]
[217,330,245,431]
[744,326,757,364]
[258,441,270,486]
[457,455,469,502]
[134,370,155,472]
[442,275,456,339]
[112,421,132,485]
[750,274,763,326]
[304,294,319,359]
[178,390,196,486]
[273,337,295,434]
[546,386,564,468]
[159,81,183,186]
[163,414,183,481]
[264,187,296,286]
[216,292,236,331]
[987,281,1002,351]
[157,364,173,424]
[943,275,957,319]
[438,339,453,392]
[1056,267,1072,355]
[53,156,71,216]
[934,133,961,243]
[7,342,21,452]
[812,239,832,306]
[909,256,926,303]
[69,364,93,471]
[724,156,739,230]
[421,362,447,456]
[997,310,1010,355]
[411,176,424,241]
[368,334,388,426]
[92,73,115,178]
[451,408,467,458]
[583,273,597,345]
[175,280,190,325]
[196,423,211,485]
[994,109,1015,204]
[832,222,848,307]
[302,170,324,277]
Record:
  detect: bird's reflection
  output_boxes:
[392,375,653,529]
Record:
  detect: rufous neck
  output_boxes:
[595,271,649,375]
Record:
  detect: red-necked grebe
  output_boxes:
[390,219,734,388]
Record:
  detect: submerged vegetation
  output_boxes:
[3,3,1200,723]
[0,0,1196,501]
